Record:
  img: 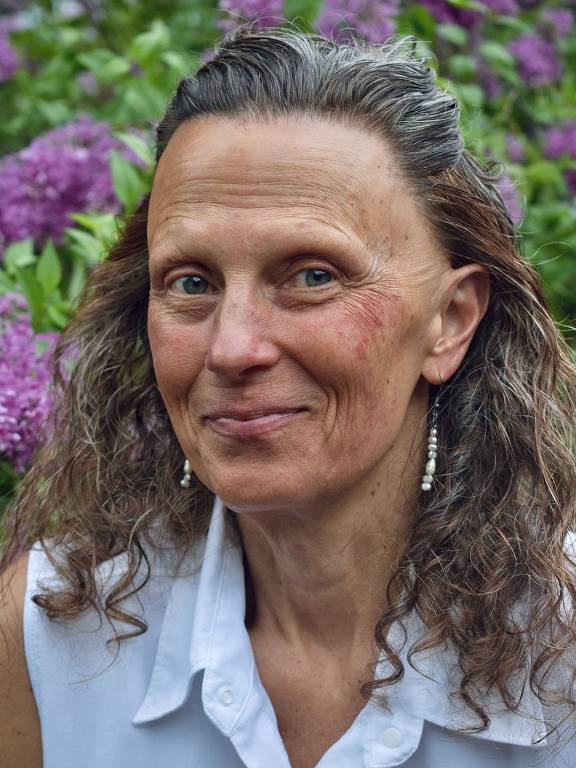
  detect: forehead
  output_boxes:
[147,115,417,255]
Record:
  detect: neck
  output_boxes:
[236,430,422,657]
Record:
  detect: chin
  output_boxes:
[200,464,319,515]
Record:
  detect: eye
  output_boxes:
[295,268,334,288]
[172,275,211,295]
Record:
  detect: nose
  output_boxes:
[204,290,281,379]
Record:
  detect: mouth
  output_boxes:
[203,407,308,438]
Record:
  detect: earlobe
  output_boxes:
[421,264,490,385]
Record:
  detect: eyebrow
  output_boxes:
[148,222,372,268]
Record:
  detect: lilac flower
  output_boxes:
[477,57,503,100]
[543,122,576,160]
[0,17,21,82]
[506,134,524,163]
[497,173,524,225]
[0,293,58,473]
[417,0,486,30]
[217,0,284,31]
[508,35,562,88]
[540,9,573,38]
[316,0,399,43]
[0,115,145,254]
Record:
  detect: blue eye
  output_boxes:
[174,275,210,295]
[299,269,333,288]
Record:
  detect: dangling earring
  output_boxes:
[180,459,192,488]
[421,394,440,492]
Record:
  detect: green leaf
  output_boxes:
[455,83,485,110]
[3,239,35,274]
[36,100,72,126]
[78,49,115,73]
[66,228,105,266]
[69,212,119,243]
[114,132,154,166]
[127,20,170,65]
[479,41,514,68]
[36,239,62,295]
[123,80,165,120]
[98,56,131,84]
[159,50,191,76]
[109,150,145,212]
[448,54,476,81]
[67,252,88,303]
[13,267,45,331]
[47,303,70,330]
[437,23,468,47]
[0,269,15,294]
[282,0,323,25]
[525,161,565,191]
[447,0,485,10]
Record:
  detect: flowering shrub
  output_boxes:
[0,115,145,254]
[0,0,574,501]
[0,294,56,487]
[316,0,399,42]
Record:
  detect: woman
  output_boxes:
[1,25,576,768]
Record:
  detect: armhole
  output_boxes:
[23,545,45,718]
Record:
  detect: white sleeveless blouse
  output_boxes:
[24,498,576,767]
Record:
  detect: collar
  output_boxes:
[132,497,547,748]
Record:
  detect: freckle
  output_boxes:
[370,490,375,497]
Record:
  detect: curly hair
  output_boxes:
[2,24,576,737]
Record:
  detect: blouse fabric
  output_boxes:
[25,497,576,767]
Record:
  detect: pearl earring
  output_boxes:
[421,394,440,492]
[180,459,192,488]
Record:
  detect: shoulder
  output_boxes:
[0,552,42,768]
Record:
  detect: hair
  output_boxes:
[2,23,576,738]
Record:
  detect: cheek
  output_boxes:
[343,290,405,371]
[323,293,420,426]
[147,304,206,401]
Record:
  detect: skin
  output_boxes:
[147,115,490,768]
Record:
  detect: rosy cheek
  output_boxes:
[344,292,403,364]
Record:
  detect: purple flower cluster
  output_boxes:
[0,114,144,254]
[0,15,21,83]
[217,0,284,31]
[540,8,573,37]
[544,122,576,160]
[419,0,518,31]
[316,0,399,43]
[508,34,562,88]
[543,121,576,195]
[506,133,525,163]
[0,293,58,472]
[497,173,524,225]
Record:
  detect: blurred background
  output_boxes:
[0,0,575,509]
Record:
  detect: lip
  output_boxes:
[204,407,307,438]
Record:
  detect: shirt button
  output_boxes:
[217,686,234,706]
[382,726,403,748]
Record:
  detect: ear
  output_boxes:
[421,264,490,385]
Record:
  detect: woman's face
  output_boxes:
[147,116,459,513]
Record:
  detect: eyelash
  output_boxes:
[169,267,338,295]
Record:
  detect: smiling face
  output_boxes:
[147,115,460,514]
